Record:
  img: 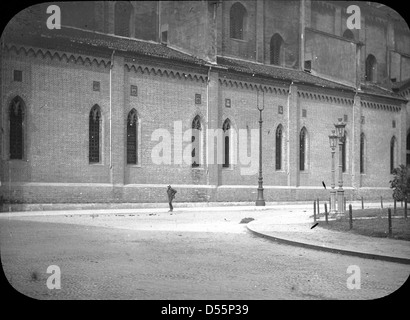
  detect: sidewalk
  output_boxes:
[1,201,409,264]
[247,218,410,265]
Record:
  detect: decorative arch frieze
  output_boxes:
[4,44,110,68]
[399,88,410,98]
[297,90,354,105]
[360,100,401,112]
[125,63,207,83]
[218,78,288,95]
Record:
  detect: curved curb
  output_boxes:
[246,224,410,265]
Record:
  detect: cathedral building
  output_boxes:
[1,1,409,207]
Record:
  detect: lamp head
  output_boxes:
[328,129,338,150]
[257,87,265,111]
[334,118,346,139]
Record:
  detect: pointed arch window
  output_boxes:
[115,1,132,37]
[192,115,201,168]
[127,109,138,165]
[89,105,101,163]
[230,2,246,40]
[9,96,25,160]
[300,127,307,171]
[223,119,231,168]
[390,136,396,174]
[407,132,410,167]
[342,133,347,173]
[276,125,283,170]
[365,54,377,82]
[270,34,284,66]
[342,29,354,41]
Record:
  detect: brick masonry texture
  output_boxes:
[0,1,409,206]
[0,47,404,205]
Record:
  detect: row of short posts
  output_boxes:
[313,198,328,224]
[348,198,407,237]
[314,196,408,236]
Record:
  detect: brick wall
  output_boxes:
[124,61,208,185]
[364,19,388,84]
[1,47,112,184]
[263,0,300,68]
[162,1,217,63]
[311,1,335,35]
[305,29,356,87]
[219,0,257,61]
[1,45,404,205]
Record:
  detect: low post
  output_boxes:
[405,199,408,219]
[344,197,347,212]
[324,203,328,224]
[388,208,392,237]
[380,196,383,209]
[317,198,320,215]
[361,196,364,210]
[394,199,396,216]
[349,204,353,230]
[313,201,316,222]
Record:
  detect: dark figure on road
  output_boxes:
[167,185,177,212]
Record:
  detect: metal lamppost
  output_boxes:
[255,88,266,206]
[328,130,338,214]
[334,118,346,214]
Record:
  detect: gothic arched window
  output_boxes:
[127,109,138,164]
[9,96,25,160]
[360,133,365,173]
[230,2,247,40]
[223,119,231,168]
[192,115,201,168]
[342,29,354,41]
[365,54,377,82]
[276,125,283,170]
[390,136,396,174]
[89,105,101,163]
[342,133,347,173]
[270,33,284,66]
[115,1,133,37]
[300,127,308,171]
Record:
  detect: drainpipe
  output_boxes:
[109,50,115,183]
[287,81,293,185]
[206,66,211,181]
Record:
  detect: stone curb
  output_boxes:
[246,222,410,265]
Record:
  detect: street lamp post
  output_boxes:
[256,88,266,206]
[334,118,346,214]
[328,130,338,214]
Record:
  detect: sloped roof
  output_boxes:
[359,82,404,99]
[217,56,352,91]
[1,19,208,66]
[391,78,410,92]
[1,19,405,101]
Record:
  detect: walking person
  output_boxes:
[167,185,177,212]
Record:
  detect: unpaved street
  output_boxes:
[0,209,409,300]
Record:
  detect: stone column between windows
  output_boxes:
[351,93,362,191]
[287,83,299,187]
[110,54,125,186]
